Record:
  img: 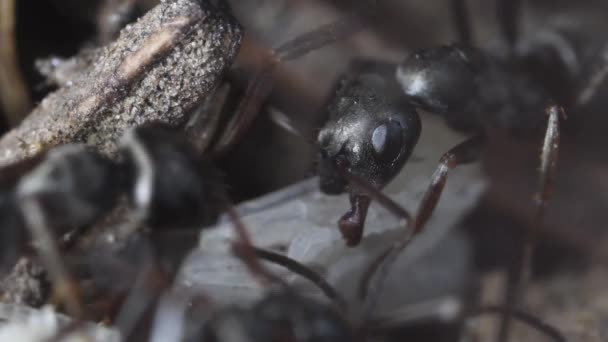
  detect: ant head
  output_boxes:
[396,44,485,114]
[318,73,421,195]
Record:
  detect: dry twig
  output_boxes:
[0,0,32,125]
[0,0,242,166]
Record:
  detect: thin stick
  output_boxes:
[0,0,31,125]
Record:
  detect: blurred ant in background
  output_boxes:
[0,122,353,333]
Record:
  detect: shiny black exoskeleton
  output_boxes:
[191,290,356,342]
[0,124,224,266]
[317,62,421,246]
[396,44,552,136]
[317,22,582,246]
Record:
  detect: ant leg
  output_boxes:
[497,104,561,342]
[225,206,286,287]
[450,0,473,45]
[576,43,608,108]
[359,135,485,315]
[468,305,566,342]
[185,83,231,152]
[226,206,348,307]
[212,16,364,154]
[252,248,347,309]
[18,198,83,318]
[496,0,522,53]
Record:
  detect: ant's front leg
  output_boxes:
[414,135,485,232]
[359,135,484,313]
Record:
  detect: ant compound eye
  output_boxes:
[371,120,403,163]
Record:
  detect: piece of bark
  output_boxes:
[0,0,242,166]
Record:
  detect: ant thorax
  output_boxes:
[396,44,552,138]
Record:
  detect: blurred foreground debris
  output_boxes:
[0,0,32,125]
[0,0,242,166]
[0,303,120,342]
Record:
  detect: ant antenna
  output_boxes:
[251,247,347,310]
[227,206,347,309]
[225,205,346,308]
[213,14,366,154]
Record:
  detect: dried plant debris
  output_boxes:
[0,0,242,166]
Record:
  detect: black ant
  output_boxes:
[204,0,608,341]
[210,1,563,247]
